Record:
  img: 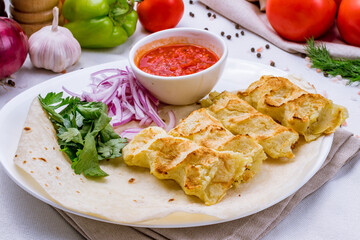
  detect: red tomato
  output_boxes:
[136,0,184,33]
[337,0,360,47]
[266,0,337,42]
[335,0,342,6]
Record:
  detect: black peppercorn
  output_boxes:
[256,53,261,58]
[323,72,329,77]
[241,30,245,36]
[221,31,225,36]
[235,24,240,29]
[251,47,255,52]
[235,33,239,37]
[7,80,15,87]
[226,35,231,40]
[189,0,193,4]
[204,27,208,30]
[213,14,216,18]
[270,61,275,67]
[265,44,270,49]
[207,12,211,17]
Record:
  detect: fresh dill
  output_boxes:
[305,38,360,83]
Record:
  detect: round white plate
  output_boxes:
[0,58,333,228]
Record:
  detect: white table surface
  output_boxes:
[1,1,360,239]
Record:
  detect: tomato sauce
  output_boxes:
[138,44,219,77]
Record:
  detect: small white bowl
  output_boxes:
[129,28,228,105]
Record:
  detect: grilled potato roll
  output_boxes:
[202,91,299,159]
[123,127,251,205]
[238,76,348,142]
[169,108,266,183]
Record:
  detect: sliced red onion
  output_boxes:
[165,110,176,131]
[64,67,176,139]
[62,86,82,98]
[120,128,143,139]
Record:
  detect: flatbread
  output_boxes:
[13,98,326,224]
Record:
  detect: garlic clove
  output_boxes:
[29,7,81,73]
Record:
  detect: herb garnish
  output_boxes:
[305,38,360,83]
[38,92,127,177]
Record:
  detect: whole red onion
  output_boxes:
[0,17,28,79]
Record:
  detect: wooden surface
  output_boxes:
[9,0,63,37]
[10,0,59,13]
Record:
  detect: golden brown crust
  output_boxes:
[203,91,299,159]
[169,108,266,183]
[238,76,348,141]
[123,127,251,205]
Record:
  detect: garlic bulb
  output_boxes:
[29,7,81,73]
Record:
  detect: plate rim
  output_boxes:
[0,58,333,228]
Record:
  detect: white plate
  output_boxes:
[0,58,333,228]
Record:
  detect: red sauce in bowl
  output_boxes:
[138,44,219,77]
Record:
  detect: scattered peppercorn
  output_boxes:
[270,61,275,67]
[300,53,307,58]
[189,0,193,4]
[256,53,261,58]
[207,12,211,17]
[221,31,225,36]
[241,30,245,36]
[265,44,270,49]
[226,35,231,40]
[189,12,195,17]
[7,80,15,87]
[251,47,255,52]
[204,27,208,30]
[235,23,240,29]
[323,72,329,77]
[235,33,239,37]
[213,14,216,18]
[206,6,210,10]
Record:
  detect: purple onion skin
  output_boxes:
[0,17,28,79]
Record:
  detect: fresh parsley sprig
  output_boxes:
[38,92,127,177]
[305,38,360,83]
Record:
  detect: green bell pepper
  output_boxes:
[63,0,138,48]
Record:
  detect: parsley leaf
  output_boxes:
[98,138,128,160]
[38,92,127,177]
[58,128,83,144]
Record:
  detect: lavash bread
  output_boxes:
[238,76,348,142]
[169,108,266,183]
[202,91,299,159]
[13,96,328,224]
[123,127,251,205]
